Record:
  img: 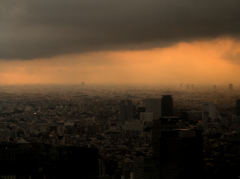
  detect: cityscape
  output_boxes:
[0,83,239,178]
[1,0,240,178]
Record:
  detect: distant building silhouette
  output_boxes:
[126,100,134,121]
[186,84,189,90]
[180,84,182,89]
[119,100,135,125]
[144,98,161,119]
[237,100,240,116]
[161,95,173,117]
[81,82,85,88]
[213,85,216,91]
[202,102,222,122]
[229,83,233,91]
[191,84,194,90]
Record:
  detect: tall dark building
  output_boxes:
[152,117,181,157]
[229,83,233,91]
[180,111,189,122]
[161,95,173,117]
[237,100,240,116]
[119,100,135,125]
[126,100,134,121]
[159,129,203,179]
[134,156,160,179]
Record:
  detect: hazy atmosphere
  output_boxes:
[1,0,240,84]
[1,1,240,178]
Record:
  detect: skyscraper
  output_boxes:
[202,102,222,122]
[236,100,240,116]
[144,98,161,119]
[119,100,135,125]
[133,156,160,179]
[152,117,181,157]
[159,129,203,179]
[229,83,233,91]
[161,95,173,117]
[126,100,134,121]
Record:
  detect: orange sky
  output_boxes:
[0,37,240,85]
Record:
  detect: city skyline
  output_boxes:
[0,82,239,178]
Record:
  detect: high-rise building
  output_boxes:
[133,156,160,179]
[144,98,161,119]
[127,100,134,121]
[202,102,222,122]
[152,117,182,157]
[236,100,240,116]
[119,100,135,125]
[180,84,182,89]
[229,83,233,91]
[161,95,173,117]
[186,84,189,90]
[191,84,194,90]
[159,129,203,179]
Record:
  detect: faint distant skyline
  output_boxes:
[0,0,240,84]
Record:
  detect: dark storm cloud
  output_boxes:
[0,0,240,59]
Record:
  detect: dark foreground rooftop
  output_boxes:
[0,142,99,179]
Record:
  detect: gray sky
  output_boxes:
[1,0,240,59]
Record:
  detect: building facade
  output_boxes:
[161,95,173,117]
[144,98,161,119]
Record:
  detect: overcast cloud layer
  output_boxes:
[0,0,240,59]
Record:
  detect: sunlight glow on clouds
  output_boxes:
[0,38,239,85]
